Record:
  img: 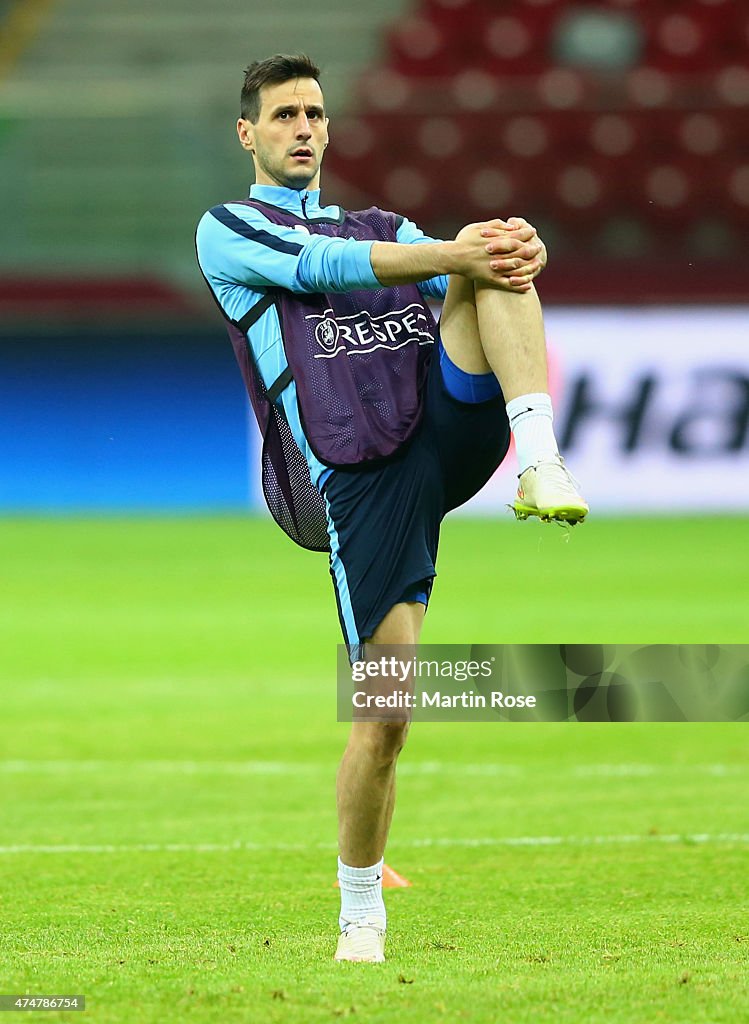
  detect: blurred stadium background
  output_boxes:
[1,3,748,1020]
[1,0,748,513]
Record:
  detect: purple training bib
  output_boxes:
[220,201,438,551]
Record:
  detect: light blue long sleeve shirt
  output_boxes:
[195,183,447,487]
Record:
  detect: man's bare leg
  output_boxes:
[439,273,588,522]
[335,600,424,961]
[439,273,546,402]
[337,601,424,866]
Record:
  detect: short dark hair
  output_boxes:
[241,54,321,122]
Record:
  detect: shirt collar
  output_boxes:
[249,184,327,216]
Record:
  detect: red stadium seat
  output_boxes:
[675,112,725,157]
[386,15,463,78]
[714,64,749,106]
[587,112,642,159]
[717,161,749,225]
[626,66,674,107]
[551,160,614,224]
[355,68,414,112]
[499,114,553,161]
[536,67,588,109]
[473,10,553,76]
[645,8,721,73]
[465,166,524,219]
[414,116,467,161]
[381,163,438,220]
[449,68,502,111]
[630,159,715,226]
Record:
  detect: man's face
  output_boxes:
[237,77,329,191]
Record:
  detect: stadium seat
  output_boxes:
[719,161,749,224]
[632,160,708,226]
[645,8,724,73]
[474,10,552,75]
[386,15,464,78]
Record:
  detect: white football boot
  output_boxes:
[512,455,589,524]
[334,919,386,963]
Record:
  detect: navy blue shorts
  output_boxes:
[323,334,511,651]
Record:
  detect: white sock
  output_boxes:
[506,392,559,473]
[338,857,386,932]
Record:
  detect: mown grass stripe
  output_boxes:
[0,760,746,776]
[2,833,748,855]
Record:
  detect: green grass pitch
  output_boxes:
[1,515,747,1023]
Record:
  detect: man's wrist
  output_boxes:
[432,240,461,277]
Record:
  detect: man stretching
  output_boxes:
[196,53,587,963]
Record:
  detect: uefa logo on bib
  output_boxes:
[315,318,340,354]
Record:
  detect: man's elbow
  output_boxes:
[293,267,350,294]
[291,268,320,294]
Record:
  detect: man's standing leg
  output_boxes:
[440,271,588,522]
[334,601,424,962]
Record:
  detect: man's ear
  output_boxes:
[237,118,255,153]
